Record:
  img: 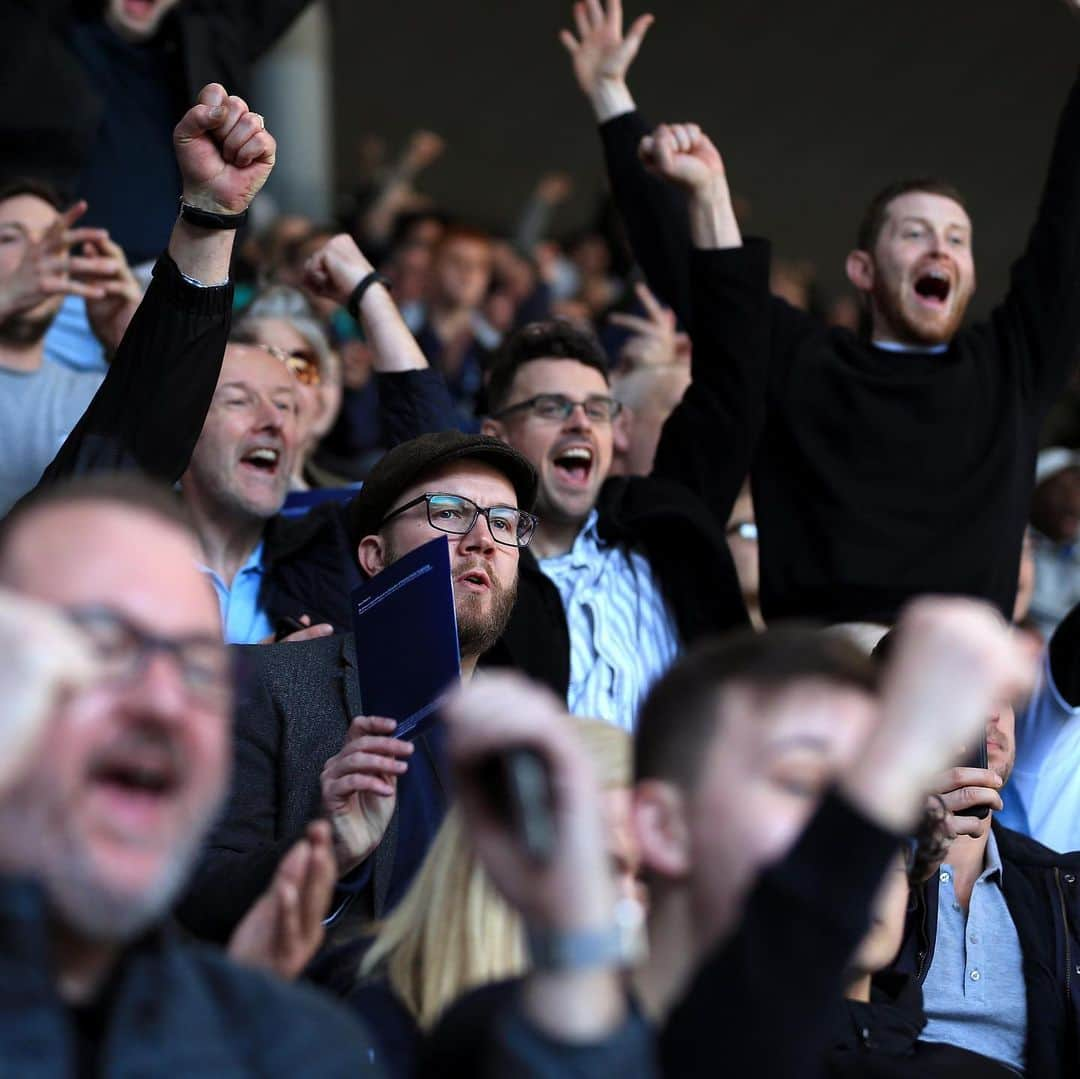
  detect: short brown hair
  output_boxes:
[0,178,65,213]
[856,177,968,252]
[634,626,878,789]
[485,320,610,416]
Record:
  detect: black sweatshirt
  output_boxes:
[660,793,896,1079]
[424,793,895,1079]
[599,70,1080,625]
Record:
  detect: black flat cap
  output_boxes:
[346,431,538,549]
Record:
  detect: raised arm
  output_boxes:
[303,233,460,443]
[440,673,653,1076]
[560,1,693,324]
[994,59,1080,409]
[33,84,276,489]
[642,124,767,527]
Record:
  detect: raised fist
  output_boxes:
[173,83,276,215]
[639,123,727,195]
[303,234,376,309]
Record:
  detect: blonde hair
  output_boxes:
[359,716,630,1029]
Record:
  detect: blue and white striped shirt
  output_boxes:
[538,510,681,731]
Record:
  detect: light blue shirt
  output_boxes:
[538,510,681,731]
[872,339,949,355]
[200,541,274,645]
[920,830,1027,1073]
[43,295,108,373]
[999,650,1080,852]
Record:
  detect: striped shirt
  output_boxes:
[538,510,681,731]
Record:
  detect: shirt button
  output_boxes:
[940,871,950,883]
[969,934,978,943]
[952,902,961,912]
[970,970,981,982]
[1065,873,1077,885]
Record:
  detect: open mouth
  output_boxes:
[92,755,178,798]
[239,446,281,476]
[456,568,491,593]
[86,747,184,834]
[913,269,951,307]
[552,445,594,488]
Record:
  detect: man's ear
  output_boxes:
[632,780,692,881]
[845,249,875,293]
[357,534,388,578]
[480,417,505,440]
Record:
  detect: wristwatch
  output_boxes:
[178,199,249,230]
[526,897,646,972]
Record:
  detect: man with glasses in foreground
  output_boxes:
[180,430,540,942]
[0,474,378,1074]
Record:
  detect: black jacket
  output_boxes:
[892,821,1080,1076]
[0,875,378,1076]
[828,973,1014,1078]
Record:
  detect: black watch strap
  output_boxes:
[346,271,391,320]
[179,199,249,231]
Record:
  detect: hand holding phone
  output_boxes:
[442,672,615,935]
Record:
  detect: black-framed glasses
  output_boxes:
[380,493,538,548]
[65,606,231,705]
[492,393,622,424]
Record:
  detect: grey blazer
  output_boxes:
[177,633,448,943]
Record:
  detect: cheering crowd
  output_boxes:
[4,0,1080,1075]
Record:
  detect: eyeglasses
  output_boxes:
[380,493,538,548]
[65,606,231,705]
[492,393,622,424]
[255,343,322,386]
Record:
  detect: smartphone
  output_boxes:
[955,736,990,819]
[474,748,557,864]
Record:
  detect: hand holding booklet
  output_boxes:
[349,536,461,739]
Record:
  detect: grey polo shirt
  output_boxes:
[920,830,1027,1073]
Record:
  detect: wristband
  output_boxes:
[179,199,249,231]
[526,898,645,972]
[346,272,391,321]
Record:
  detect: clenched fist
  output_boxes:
[174,83,276,215]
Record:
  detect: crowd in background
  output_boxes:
[6,0,1080,1076]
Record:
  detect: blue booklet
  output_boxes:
[280,484,361,519]
[349,536,461,739]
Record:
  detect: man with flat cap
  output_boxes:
[179,430,539,942]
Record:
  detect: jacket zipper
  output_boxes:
[1054,868,1072,1006]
